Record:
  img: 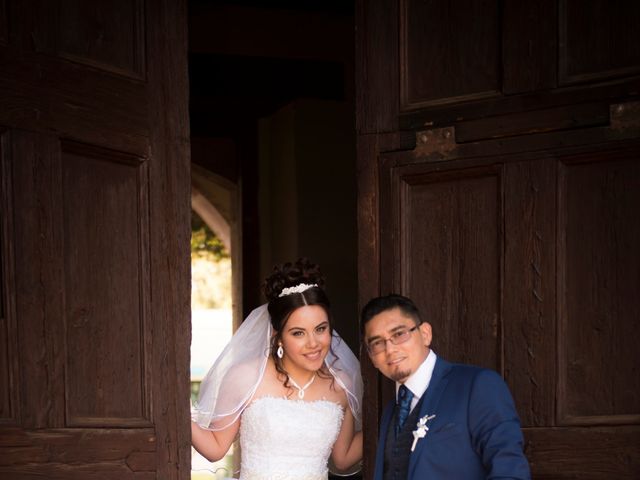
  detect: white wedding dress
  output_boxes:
[238,396,344,480]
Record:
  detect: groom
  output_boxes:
[361,294,530,480]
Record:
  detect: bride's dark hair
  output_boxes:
[264,258,335,390]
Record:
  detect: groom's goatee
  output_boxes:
[390,370,411,382]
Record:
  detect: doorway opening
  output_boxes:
[189,166,241,479]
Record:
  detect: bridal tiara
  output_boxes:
[278,283,318,297]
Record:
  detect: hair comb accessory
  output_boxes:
[278,283,318,297]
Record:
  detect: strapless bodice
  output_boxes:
[238,396,344,480]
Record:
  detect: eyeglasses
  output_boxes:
[367,325,419,355]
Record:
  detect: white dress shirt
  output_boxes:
[395,349,437,412]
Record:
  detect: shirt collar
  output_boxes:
[396,350,437,401]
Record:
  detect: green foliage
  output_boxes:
[191,212,229,260]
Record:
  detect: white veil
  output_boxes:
[192,303,363,433]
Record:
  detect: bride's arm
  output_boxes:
[191,419,240,462]
[330,406,363,471]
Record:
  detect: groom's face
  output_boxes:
[364,307,432,383]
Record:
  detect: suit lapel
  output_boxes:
[408,357,452,475]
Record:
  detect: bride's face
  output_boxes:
[280,305,332,374]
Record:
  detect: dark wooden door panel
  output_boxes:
[503,158,557,428]
[377,140,640,478]
[392,165,502,371]
[0,129,19,427]
[61,141,151,428]
[557,149,640,426]
[361,0,640,476]
[400,0,500,110]
[11,129,67,430]
[502,0,557,95]
[524,426,640,478]
[56,0,146,78]
[0,46,148,156]
[0,0,6,45]
[0,0,190,478]
[1,428,157,479]
[559,0,640,85]
[358,0,640,135]
[12,0,145,80]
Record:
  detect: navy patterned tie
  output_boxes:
[395,384,414,437]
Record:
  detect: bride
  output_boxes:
[191,258,363,479]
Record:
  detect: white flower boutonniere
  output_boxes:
[411,414,436,452]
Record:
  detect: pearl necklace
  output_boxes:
[287,373,316,399]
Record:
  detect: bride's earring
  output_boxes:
[277,344,284,359]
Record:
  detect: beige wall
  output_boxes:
[259,99,359,353]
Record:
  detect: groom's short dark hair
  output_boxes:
[360,294,422,336]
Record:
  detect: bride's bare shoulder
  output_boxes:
[219,356,266,383]
[315,371,349,407]
[252,358,287,398]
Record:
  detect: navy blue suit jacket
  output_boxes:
[374,357,531,480]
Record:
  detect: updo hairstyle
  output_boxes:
[264,258,330,330]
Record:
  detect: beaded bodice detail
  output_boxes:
[239,396,344,480]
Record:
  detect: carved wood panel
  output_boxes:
[0,130,19,426]
[559,0,640,85]
[14,0,146,79]
[57,0,146,79]
[1,428,157,478]
[502,0,557,95]
[378,140,640,477]
[0,0,191,476]
[358,0,640,135]
[395,166,502,371]
[61,141,150,427]
[11,130,66,430]
[503,158,557,428]
[0,0,7,46]
[0,133,8,422]
[524,426,640,478]
[400,0,500,110]
[360,0,640,476]
[557,149,640,426]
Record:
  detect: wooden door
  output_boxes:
[0,1,191,478]
[356,1,640,478]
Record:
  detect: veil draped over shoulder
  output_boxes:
[192,304,363,432]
